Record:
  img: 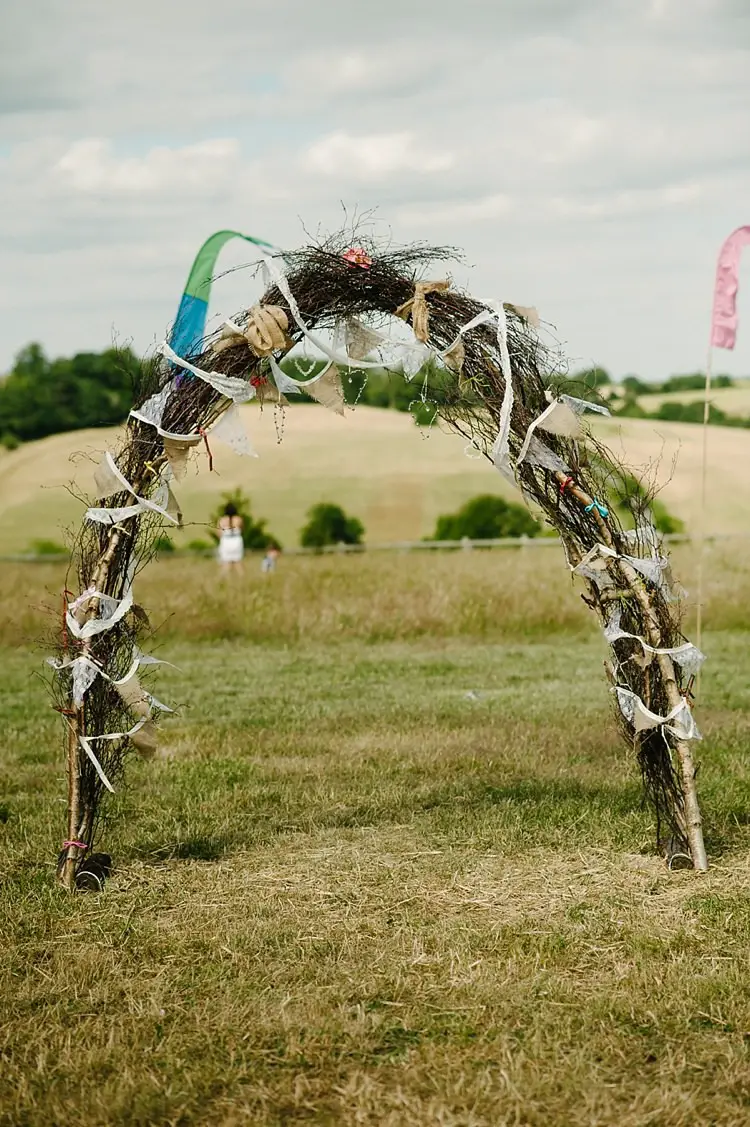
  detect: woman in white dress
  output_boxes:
[217,502,244,571]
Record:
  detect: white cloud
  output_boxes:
[397,194,513,227]
[0,0,748,380]
[54,138,241,194]
[303,131,453,180]
[551,182,703,218]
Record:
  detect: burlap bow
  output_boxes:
[214,304,290,357]
[245,304,290,355]
[394,280,450,343]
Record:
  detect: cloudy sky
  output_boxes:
[1,0,748,379]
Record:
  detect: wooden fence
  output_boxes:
[2,532,747,563]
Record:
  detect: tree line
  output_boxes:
[0,343,140,447]
[0,344,743,452]
[0,343,437,448]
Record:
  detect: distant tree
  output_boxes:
[410,400,438,427]
[300,503,364,548]
[602,465,685,536]
[573,366,611,390]
[431,494,540,541]
[621,375,654,396]
[613,398,648,419]
[650,501,685,535]
[618,373,732,397]
[209,489,280,551]
[661,372,720,394]
[30,538,67,556]
[153,535,175,555]
[0,343,139,443]
[337,358,448,413]
[654,400,727,425]
[357,369,393,408]
[13,342,48,381]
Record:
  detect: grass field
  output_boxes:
[3,405,750,556]
[3,549,750,1125]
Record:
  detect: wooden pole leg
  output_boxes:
[57,710,83,891]
[675,737,708,871]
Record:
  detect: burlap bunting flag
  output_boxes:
[163,436,202,480]
[305,365,345,416]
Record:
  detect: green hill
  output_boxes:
[1,405,749,555]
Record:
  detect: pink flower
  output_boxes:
[342,247,372,269]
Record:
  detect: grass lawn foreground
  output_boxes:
[2,551,750,1125]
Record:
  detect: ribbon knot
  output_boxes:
[395,280,451,343]
[585,499,609,518]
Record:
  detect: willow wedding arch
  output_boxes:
[51,234,707,891]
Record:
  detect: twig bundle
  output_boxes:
[51,232,706,889]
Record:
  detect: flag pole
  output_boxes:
[694,342,713,692]
[697,225,750,694]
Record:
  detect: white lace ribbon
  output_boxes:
[268,354,314,394]
[573,542,678,600]
[48,645,176,706]
[604,608,705,677]
[158,340,257,402]
[65,586,134,640]
[517,393,610,468]
[78,718,150,793]
[85,452,180,527]
[614,687,701,741]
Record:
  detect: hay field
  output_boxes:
[3,549,750,1125]
[2,405,750,556]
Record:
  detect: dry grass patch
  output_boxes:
[6,541,750,651]
[4,837,750,1125]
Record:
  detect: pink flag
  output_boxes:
[710,225,750,350]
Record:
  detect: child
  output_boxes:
[261,545,280,574]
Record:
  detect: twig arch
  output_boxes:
[52,235,707,890]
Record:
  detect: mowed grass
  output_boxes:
[4,405,750,556]
[3,550,750,1125]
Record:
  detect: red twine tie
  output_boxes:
[198,427,213,473]
[62,840,88,851]
[559,475,575,495]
